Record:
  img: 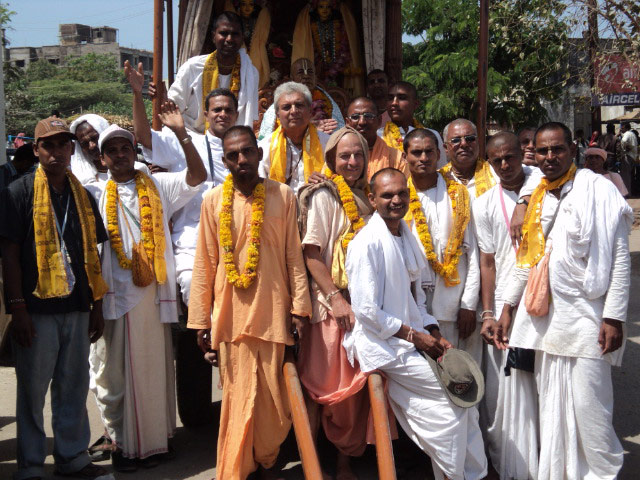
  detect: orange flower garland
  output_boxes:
[329,173,365,250]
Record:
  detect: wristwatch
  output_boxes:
[516,197,529,206]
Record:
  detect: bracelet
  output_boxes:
[407,327,415,343]
[180,136,192,145]
[326,289,341,303]
[9,298,25,305]
[480,310,494,318]
[483,316,497,322]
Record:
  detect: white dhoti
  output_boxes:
[175,250,194,305]
[481,345,538,479]
[536,351,622,480]
[381,350,487,480]
[90,284,177,458]
[438,320,483,366]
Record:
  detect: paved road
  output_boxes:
[1,228,640,479]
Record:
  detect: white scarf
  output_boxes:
[552,168,633,299]
[69,114,110,186]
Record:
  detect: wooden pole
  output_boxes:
[368,373,397,480]
[166,0,175,86]
[152,0,164,131]
[587,0,601,134]
[477,0,489,159]
[283,351,322,480]
[385,0,403,83]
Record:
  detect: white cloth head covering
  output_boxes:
[69,114,110,185]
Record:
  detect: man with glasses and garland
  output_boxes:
[345,96,407,181]
[495,122,630,479]
[440,118,499,201]
[258,81,329,194]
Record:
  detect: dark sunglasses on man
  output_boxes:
[449,134,477,145]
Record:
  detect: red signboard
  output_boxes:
[596,55,640,94]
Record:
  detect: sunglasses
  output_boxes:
[348,113,377,122]
[449,135,477,145]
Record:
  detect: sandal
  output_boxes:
[88,434,114,462]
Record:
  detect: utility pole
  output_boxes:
[0,28,7,165]
[152,0,164,131]
[477,0,489,159]
[588,0,601,134]
[166,0,174,86]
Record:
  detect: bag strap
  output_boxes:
[543,189,569,240]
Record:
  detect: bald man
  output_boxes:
[472,132,538,479]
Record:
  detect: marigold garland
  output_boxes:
[220,174,266,288]
[329,174,365,250]
[382,118,425,152]
[106,173,155,270]
[408,176,470,286]
[202,52,241,131]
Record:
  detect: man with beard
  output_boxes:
[69,114,111,185]
[258,57,344,140]
[168,11,258,132]
[258,81,329,194]
[345,96,406,180]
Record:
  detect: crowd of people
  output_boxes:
[1,11,633,480]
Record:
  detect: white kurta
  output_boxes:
[501,168,632,480]
[471,168,539,480]
[345,212,487,480]
[258,86,345,140]
[409,173,482,364]
[444,162,500,201]
[167,47,259,133]
[257,130,329,194]
[146,128,229,304]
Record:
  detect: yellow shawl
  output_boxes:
[32,166,108,300]
[440,159,495,197]
[269,124,324,184]
[201,51,241,131]
[516,164,577,268]
[381,119,425,152]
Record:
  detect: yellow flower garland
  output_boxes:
[407,176,470,287]
[382,118,425,152]
[329,174,366,250]
[440,160,496,198]
[202,52,241,131]
[106,174,152,269]
[220,174,266,289]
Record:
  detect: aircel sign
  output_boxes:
[592,55,640,106]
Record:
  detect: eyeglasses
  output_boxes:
[449,135,477,145]
[348,113,377,122]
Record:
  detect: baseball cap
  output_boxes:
[98,124,135,153]
[422,348,485,408]
[34,117,75,142]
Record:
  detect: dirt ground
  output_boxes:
[1,223,640,479]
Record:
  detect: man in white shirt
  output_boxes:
[621,122,638,192]
[472,132,538,480]
[440,119,499,201]
[125,60,237,304]
[167,11,258,132]
[258,81,329,194]
[496,122,631,480]
[345,167,487,480]
[88,115,206,471]
[403,129,482,365]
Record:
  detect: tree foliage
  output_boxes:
[402,0,570,130]
[5,55,150,136]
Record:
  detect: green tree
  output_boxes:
[62,53,123,83]
[402,0,570,130]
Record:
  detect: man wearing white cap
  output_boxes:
[584,146,629,197]
[87,109,206,472]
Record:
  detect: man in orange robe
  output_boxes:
[188,125,312,480]
[345,97,407,181]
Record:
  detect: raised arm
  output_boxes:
[124,60,152,150]
[157,101,207,187]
